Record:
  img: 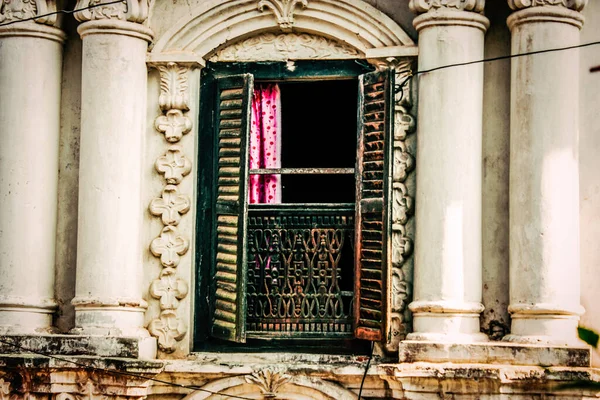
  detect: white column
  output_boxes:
[504,0,586,345]
[407,0,489,342]
[71,1,154,340]
[0,7,65,334]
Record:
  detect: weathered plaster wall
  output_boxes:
[481,1,511,341]
[54,16,82,333]
[579,1,600,368]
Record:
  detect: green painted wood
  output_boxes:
[194,68,216,347]
[210,74,254,343]
[206,60,373,81]
[354,69,395,342]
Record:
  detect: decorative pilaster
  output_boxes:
[147,62,196,353]
[504,0,586,345]
[71,0,155,355]
[407,1,489,342]
[0,0,65,334]
[385,61,417,352]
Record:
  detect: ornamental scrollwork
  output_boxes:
[148,62,194,352]
[245,370,291,398]
[258,0,308,31]
[211,32,360,62]
[157,63,190,111]
[409,0,485,14]
[0,0,58,25]
[386,60,417,353]
[74,0,149,23]
[508,0,586,11]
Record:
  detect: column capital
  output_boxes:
[409,0,485,15]
[508,0,586,12]
[74,0,149,24]
[0,0,60,26]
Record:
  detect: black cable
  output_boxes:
[416,40,600,75]
[0,0,126,28]
[357,341,374,400]
[0,337,252,400]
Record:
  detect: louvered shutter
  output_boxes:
[211,74,254,343]
[354,69,394,342]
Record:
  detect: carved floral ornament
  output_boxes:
[74,0,149,23]
[150,226,189,268]
[0,0,58,25]
[245,370,291,398]
[148,310,187,352]
[258,0,308,31]
[150,268,189,310]
[508,0,586,11]
[149,184,191,226]
[409,0,485,13]
[210,32,360,62]
[155,146,192,185]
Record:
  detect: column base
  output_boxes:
[398,341,590,367]
[72,297,150,338]
[0,299,57,335]
[505,304,584,346]
[408,301,487,343]
[0,334,156,359]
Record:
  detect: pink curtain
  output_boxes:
[249,84,282,204]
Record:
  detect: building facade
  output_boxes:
[0,0,599,398]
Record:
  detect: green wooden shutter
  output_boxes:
[354,69,394,342]
[211,74,254,343]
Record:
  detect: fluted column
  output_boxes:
[71,0,154,347]
[0,1,65,333]
[504,0,586,345]
[407,0,489,342]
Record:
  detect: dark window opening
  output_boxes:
[249,79,358,204]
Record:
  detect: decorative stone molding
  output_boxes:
[155,110,192,143]
[150,226,189,268]
[508,0,586,11]
[258,0,308,31]
[245,370,291,398]
[157,62,190,111]
[151,0,415,58]
[155,146,192,185]
[148,62,195,353]
[0,0,58,26]
[149,185,191,226]
[387,61,416,353]
[150,268,189,310]
[210,32,360,62]
[409,0,485,14]
[147,310,187,352]
[74,0,149,23]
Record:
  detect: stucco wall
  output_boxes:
[50,0,600,357]
[579,1,600,367]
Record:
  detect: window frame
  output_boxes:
[194,60,395,349]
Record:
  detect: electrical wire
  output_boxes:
[0,0,126,28]
[357,341,374,400]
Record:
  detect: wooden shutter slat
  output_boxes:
[211,74,253,343]
[354,69,394,342]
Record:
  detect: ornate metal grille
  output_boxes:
[246,206,355,338]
